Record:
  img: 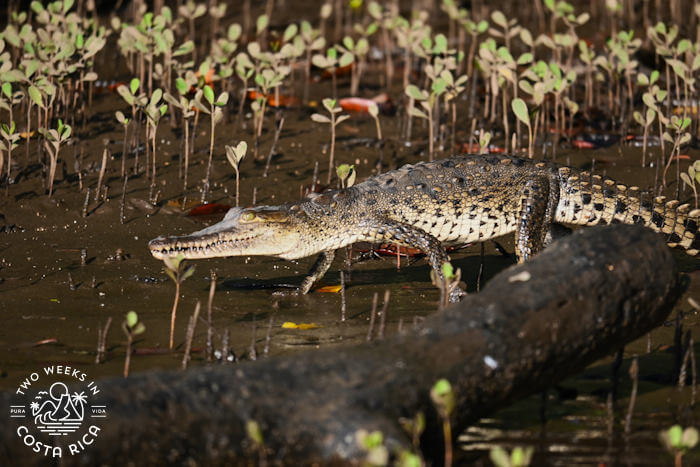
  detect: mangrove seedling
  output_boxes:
[405,78,446,161]
[368,102,382,140]
[398,411,425,450]
[200,84,229,202]
[246,419,266,464]
[116,78,148,174]
[659,425,699,467]
[431,261,461,309]
[122,311,145,378]
[490,446,534,467]
[336,164,356,189]
[225,141,247,206]
[311,98,349,184]
[511,98,533,158]
[114,111,130,178]
[431,378,455,467]
[680,160,700,209]
[634,70,660,167]
[38,119,71,198]
[164,78,196,205]
[311,46,352,98]
[478,130,492,154]
[338,22,376,95]
[297,20,326,103]
[355,429,389,467]
[662,115,692,189]
[162,253,195,350]
[0,121,20,181]
[144,88,168,184]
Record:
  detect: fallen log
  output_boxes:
[0,225,684,465]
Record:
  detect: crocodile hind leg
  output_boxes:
[515,176,559,263]
[365,219,466,302]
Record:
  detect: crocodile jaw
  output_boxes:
[149,207,303,260]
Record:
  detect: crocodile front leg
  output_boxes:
[515,176,559,262]
[298,250,336,294]
[364,219,466,302]
[272,250,336,297]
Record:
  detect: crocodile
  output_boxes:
[149,154,700,298]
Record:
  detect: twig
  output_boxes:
[221,328,231,364]
[263,114,285,177]
[120,176,128,224]
[95,317,112,364]
[82,187,90,217]
[249,320,257,361]
[264,317,273,357]
[378,290,390,339]
[366,292,378,341]
[206,271,216,362]
[310,161,319,193]
[691,336,697,406]
[477,243,485,292]
[95,147,108,201]
[182,301,201,370]
[624,356,638,435]
[340,271,347,322]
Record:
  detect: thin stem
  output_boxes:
[170,281,180,350]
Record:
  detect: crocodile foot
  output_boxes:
[449,286,468,303]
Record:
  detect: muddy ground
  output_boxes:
[1,1,700,464]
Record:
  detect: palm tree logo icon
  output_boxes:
[31,382,86,435]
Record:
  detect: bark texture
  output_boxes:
[0,225,683,466]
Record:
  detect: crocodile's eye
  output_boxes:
[241,212,256,222]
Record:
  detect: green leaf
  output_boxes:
[130,78,140,95]
[175,77,188,95]
[368,102,379,118]
[408,106,428,120]
[203,85,215,105]
[117,85,134,106]
[430,378,455,416]
[133,322,146,335]
[28,85,43,108]
[405,84,426,101]
[246,420,264,445]
[431,78,447,95]
[310,113,331,124]
[256,14,269,34]
[126,311,139,328]
[228,24,242,42]
[441,262,455,280]
[433,34,447,54]
[322,98,336,113]
[491,10,507,28]
[511,98,530,126]
[182,265,195,281]
[683,427,699,448]
[489,447,511,467]
[338,52,354,67]
[668,425,683,448]
[1,83,11,99]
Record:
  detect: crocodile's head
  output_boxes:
[149,206,306,261]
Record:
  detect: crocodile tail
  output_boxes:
[558,170,699,255]
[609,186,700,255]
